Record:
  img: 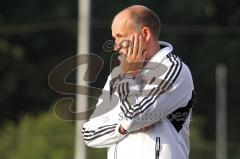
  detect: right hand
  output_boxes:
[120,33,147,76]
[139,125,152,132]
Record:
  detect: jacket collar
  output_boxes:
[143,41,173,69]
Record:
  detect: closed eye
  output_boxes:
[116,33,122,38]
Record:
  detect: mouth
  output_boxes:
[118,49,128,55]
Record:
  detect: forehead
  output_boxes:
[111,12,134,36]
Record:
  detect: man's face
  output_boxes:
[111,14,136,55]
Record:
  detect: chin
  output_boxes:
[119,50,127,55]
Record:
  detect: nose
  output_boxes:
[114,41,121,52]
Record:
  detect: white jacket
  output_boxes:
[82,41,195,159]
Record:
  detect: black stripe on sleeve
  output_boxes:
[82,123,117,141]
[120,53,182,119]
[120,54,175,117]
[84,129,116,141]
[129,55,182,119]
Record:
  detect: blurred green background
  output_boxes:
[0,0,240,158]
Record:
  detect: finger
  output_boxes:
[132,33,139,59]
[140,126,149,132]
[137,35,143,60]
[127,35,134,62]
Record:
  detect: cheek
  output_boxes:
[121,40,129,48]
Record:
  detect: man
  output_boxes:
[82,5,194,159]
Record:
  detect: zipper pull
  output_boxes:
[155,137,160,159]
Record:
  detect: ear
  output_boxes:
[141,27,151,42]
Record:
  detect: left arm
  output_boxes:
[117,60,194,132]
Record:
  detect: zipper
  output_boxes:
[114,143,118,159]
[155,137,160,159]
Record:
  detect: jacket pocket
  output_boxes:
[155,137,160,159]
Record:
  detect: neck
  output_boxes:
[146,40,160,61]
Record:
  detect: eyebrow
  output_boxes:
[116,33,122,37]
[112,33,122,39]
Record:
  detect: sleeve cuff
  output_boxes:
[115,122,128,136]
[118,118,132,132]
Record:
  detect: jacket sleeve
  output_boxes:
[82,73,126,148]
[82,116,125,148]
[117,55,194,132]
